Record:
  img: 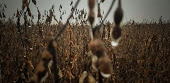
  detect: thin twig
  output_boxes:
[54,0,80,41]
[48,0,81,82]
[98,0,116,29]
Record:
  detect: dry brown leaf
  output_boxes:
[16,9,20,17]
[32,0,36,5]
[27,7,31,17]
[22,0,27,5]
[37,8,41,21]
[22,0,29,8]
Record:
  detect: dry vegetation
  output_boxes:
[0,0,170,83]
[0,21,170,82]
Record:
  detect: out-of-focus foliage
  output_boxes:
[0,20,170,82]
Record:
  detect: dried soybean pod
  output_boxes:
[111,25,121,40]
[114,0,123,25]
[97,3,102,18]
[88,0,95,10]
[88,10,95,26]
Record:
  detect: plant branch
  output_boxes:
[54,0,80,41]
[98,0,116,29]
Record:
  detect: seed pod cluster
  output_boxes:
[88,28,113,78]
[89,39,113,78]
[111,0,123,46]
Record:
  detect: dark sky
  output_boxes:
[1,0,170,24]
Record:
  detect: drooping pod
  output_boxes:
[87,0,113,79]
[88,10,95,40]
[111,0,123,46]
[88,0,95,10]
[89,39,105,58]
[88,28,113,78]
[111,25,121,46]
[114,0,123,25]
[88,0,95,40]
[88,10,95,26]
[97,3,102,18]
[98,56,113,78]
